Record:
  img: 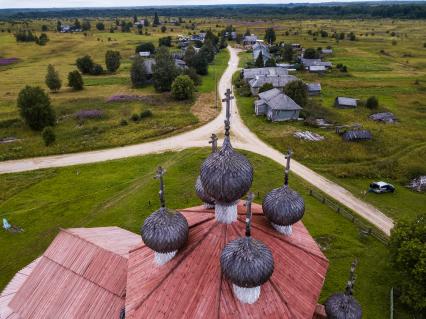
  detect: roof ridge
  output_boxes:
[131,221,219,314]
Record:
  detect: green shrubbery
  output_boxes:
[171,75,195,100]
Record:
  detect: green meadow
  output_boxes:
[0,21,228,160]
[0,148,411,318]
[233,19,426,222]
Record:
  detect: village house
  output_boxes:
[225,31,237,40]
[143,58,187,79]
[249,75,298,95]
[254,88,302,121]
[242,67,288,82]
[243,34,258,47]
[301,58,332,70]
[252,41,271,64]
[335,97,358,108]
[307,83,322,96]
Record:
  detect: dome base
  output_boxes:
[215,202,238,224]
[203,202,215,209]
[233,284,261,304]
[271,223,292,236]
[154,250,177,266]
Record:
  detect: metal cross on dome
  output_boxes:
[284,149,293,186]
[154,166,166,207]
[209,133,218,152]
[222,89,234,136]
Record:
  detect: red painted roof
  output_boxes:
[126,202,328,319]
[8,227,140,319]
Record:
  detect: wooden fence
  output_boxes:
[308,189,389,245]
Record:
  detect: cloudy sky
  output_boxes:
[0,0,411,9]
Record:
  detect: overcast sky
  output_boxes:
[0,0,414,9]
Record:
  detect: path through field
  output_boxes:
[0,47,394,235]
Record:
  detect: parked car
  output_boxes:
[369,181,395,194]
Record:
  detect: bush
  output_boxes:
[130,56,147,88]
[17,86,56,131]
[259,83,274,93]
[140,110,153,118]
[68,70,84,90]
[159,36,172,47]
[283,80,307,107]
[105,50,121,73]
[120,119,128,126]
[183,67,202,86]
[96,22,105,31]
[41,126,55,146]
[130,113,140,122]
[89,64,104,75]
[76,55,94,74]
[45,64,61,92]
[135,42,155,54]
[366,96,379,109]
[171,75,195,100]
[161,25,167,33]
[303,48,319,59]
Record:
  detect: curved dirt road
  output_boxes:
[0,47,394,235]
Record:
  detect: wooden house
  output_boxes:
[254,88,302,121]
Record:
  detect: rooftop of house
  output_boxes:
[249,75,298,89]
[243,35,258,42]
[257,88,303,111]
[243,67,289,80]
[301,58,332,68]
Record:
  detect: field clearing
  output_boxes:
[0,148,411,318]
[233,18,426,222]
[0,24,228,160]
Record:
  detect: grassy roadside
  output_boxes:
[0,148,411,317]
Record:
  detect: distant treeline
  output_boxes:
[1,3,426,20]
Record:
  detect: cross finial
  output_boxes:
[284,149,293,186]
[345,259,358,296]
[209,133,218,152]
[154,166,166,207]
[222,89,234,136]
[245,192,255,237]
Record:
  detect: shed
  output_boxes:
[309,65,327,73]
[335,97,358,108]
[249,75,298,95]
[307,83,321,96]
[369,112,397,123]
[139,51,151,57]
[255,88,302,121]
[342,129,372,142]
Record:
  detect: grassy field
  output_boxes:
[233,19,426,222]
[0,21,228,160]
[0,148,411,318]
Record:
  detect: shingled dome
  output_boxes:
[220,193,274,304]
[262,150,304,235]
[195,176,215,208]
[141,167,189,265]
[325,293,362,319]
[200,89,253,224]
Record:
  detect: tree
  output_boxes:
[45,64,61,92]
[348,32,356,41]
[67,70,84,90]
[56,20,62,32]
[219,36,228,49]
[133,15,138,23]
[244,29,251,36]
[366,96,379,109]
[183,67,202,86]
[259,83,274,93]
[153,12,160,26]
[135,42,155,54]
[265,57,276,67]
[183,46,196,67]
[76,55,94,74]
[41,126,55,146]
[105,50,121,73]
[200,41,215,63]
[161,25,167,33]
[159,36,172,47]
[152,47,179,92]
[89,64,104,75]
[82,20,91,31]
[37,33,49,46]
[192,51,209,75]
[74,19,81,30]
[17,86,56,131]
[205,30,219,46]
[264,28,276,44]
[41,25,48,32]
[282,44,294,62]
[130,56,147,88]
[283,80,308,107]
[171,75,195,100]
[390,215,426,313]
[303,48,319,59]
[255,51,264,67]
[96,22,105,31]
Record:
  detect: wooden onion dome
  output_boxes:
[262,149,305,236]
[220,193,274,304]
[141,166,189,265]
[200,89,253,224]
[325,260,363,319]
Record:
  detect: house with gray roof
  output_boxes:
[307,83,321,96]
[253,42,271,64]
[301,58,332,70]
[254,88,302,121]
[243,35,258,47]
[249,75,298,95]
[242,67,288,82]
[335,97,358,108]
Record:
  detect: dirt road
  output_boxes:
[0,47,394,235]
